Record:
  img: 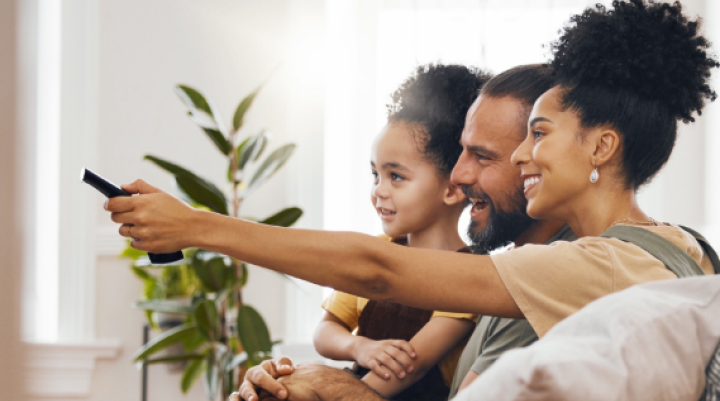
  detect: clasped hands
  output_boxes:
[232,357,321,401]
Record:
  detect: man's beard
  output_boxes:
[463,185,535,255]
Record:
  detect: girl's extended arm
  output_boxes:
[314,312,417,380]
[362,317,474,398]
[106,180,521,318]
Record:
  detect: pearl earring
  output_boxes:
[590,166,599,183]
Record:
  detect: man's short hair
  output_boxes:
[480,64,555,108]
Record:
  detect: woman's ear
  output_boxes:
[444,182,467,206]
[593,128,621,167]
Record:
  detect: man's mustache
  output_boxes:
[462,185,490,204]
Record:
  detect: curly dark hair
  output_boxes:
[387,64,493,176]
[551,0,719,188]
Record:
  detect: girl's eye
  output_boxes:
[371,171,378,180]
[391,173,404,181]
[532,130,545,140]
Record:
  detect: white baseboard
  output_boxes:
[26,340,122,399]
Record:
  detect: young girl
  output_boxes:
[314,64,491,400]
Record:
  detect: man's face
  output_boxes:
[450,95,535,254]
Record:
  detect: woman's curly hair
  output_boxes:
[387,64,492,176]
[550,0,719,188]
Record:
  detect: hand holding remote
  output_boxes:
[81,168,185,264]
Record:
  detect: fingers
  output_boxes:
[104,196,135,213]
[390,340,416,359]
[121,179,160,195]
[273,356,295,376]
[376,352,408,379]
[241,362,288,401]
[368,359,394,380]
[385,345,415,374]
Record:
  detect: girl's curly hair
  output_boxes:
[387,64,493,176]
[551,0,719,188]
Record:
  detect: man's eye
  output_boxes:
[476,153,489,161]
[391,173,404,181]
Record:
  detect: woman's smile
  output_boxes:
[522,175,541,197]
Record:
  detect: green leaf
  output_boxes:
[144,155,228,215]
[192,251,229,292]
[203,351,219,401]
[260,207,303,227]
[246,144,296,195]
[133,323,196,361]
[131,265,153,281]
[193,300,218,341]
[233,85,263,132]
[133,300,193,314]
[175,85,232,155]
[182,330,207,351]
[181,358,204,394]
[120,241,146,261]
[176,85,214,117]
[142,353,206,366]
[241,262,249,287]
[225,352,248,371]
[202,128,232,155]
[238,131,268,171]
[236,305,273,366]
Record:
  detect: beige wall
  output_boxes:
[0,0,27,400]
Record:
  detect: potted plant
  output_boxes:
[121,83,303,400]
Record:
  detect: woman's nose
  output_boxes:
[511,134,533,167]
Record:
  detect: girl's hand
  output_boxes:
[354,338,416,380]
[104,179,201,253]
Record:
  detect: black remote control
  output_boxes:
[81,167,185,265]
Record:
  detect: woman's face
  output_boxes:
[510,86,597,221]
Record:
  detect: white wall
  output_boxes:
[87,1,325,400]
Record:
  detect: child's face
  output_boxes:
[370,122,454,238]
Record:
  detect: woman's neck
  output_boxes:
[405,216,466,251]
[564,184,650,237]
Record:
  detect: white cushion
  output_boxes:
[453,275,720,401]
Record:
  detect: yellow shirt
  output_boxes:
[491,224,714,338]
[322,291,477,386]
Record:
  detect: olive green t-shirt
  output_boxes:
[448,226,577,399]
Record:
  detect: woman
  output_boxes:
[107,0,717,385]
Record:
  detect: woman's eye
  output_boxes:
[371,171,378,180]
[532,130,545,140]
[391,173,404,181]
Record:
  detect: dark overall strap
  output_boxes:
[600,226,706,278]
[680,225,720,274]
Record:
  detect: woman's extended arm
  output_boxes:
[106,180,521,317]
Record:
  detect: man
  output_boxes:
[235,65,573,401]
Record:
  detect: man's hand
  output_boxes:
[234,357,384,401]
[354,338,416,380]
[104,179,200,253]
[236,357,295,401]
